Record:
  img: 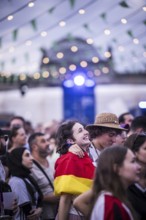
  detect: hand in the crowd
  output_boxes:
[12,199,18,214]
[69,144,84,158]
[27,207,42,220]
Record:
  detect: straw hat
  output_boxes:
[86,113,126,130]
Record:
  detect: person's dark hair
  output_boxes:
[28,132,44,152]
[130,116,146,132]
[93,146,128,202]
[10,116,25,126]
[8,125,22,150]
[119,112,131,124]
[88,127,121,140]
[124,133,146,153]
[56,120,78,155]
[7,147,30,177]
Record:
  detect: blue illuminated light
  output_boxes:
[63,79,74,88]
[139,101,146,109]
[85,79,95,87]
[63,71,95,88]
[74,75,85,86]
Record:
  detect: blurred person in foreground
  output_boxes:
[74,146,140,220]
[125,133,146,220]
[119,112,134,128]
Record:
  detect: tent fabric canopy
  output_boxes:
[0,0,146,79]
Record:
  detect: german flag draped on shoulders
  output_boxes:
[54,152,95,195]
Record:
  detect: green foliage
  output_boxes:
[127,30,133,38]
[40,48,46,54]
[119,1,130,8]
[66,33,74,41]
[30,19,37,31]
[83,23,92,32]
[48,6,55,14]
[13,29,18,41]
[100,12,107,21]
[69,0,76,8]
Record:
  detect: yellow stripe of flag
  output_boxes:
[54,174,93,195]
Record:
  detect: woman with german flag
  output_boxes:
[54,120,95,220]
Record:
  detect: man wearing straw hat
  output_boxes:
[85,113,126,165]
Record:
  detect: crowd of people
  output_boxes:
[0,112,146,220]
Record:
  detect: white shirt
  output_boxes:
[88,143,101,166]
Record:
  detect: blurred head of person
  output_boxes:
[8,126,27,152]
[129,116,146,135]
[112,130,127,147]
[10,116,25,129]
[119,112,134,127]
[124,133,146,165]
[7,147,33,177]
[56,120,90,155]
[29,132,50,158]
[0,128,10,156]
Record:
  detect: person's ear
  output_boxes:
[113,163,119,174]
[32,143,38,151]
[135,151,139,159]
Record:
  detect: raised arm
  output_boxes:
[73,189,94,218]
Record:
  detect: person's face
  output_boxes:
[35,135,50,158]
[118,149,141,187]
[22,149,33,169]
[10,119,24,129]
[12,127,27,147]
[114,131,127,146]
[72,123,90,148]
[98,130,117,149]
[48,138,56,151]
[124,114,134,126]
[135,140,146,164]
